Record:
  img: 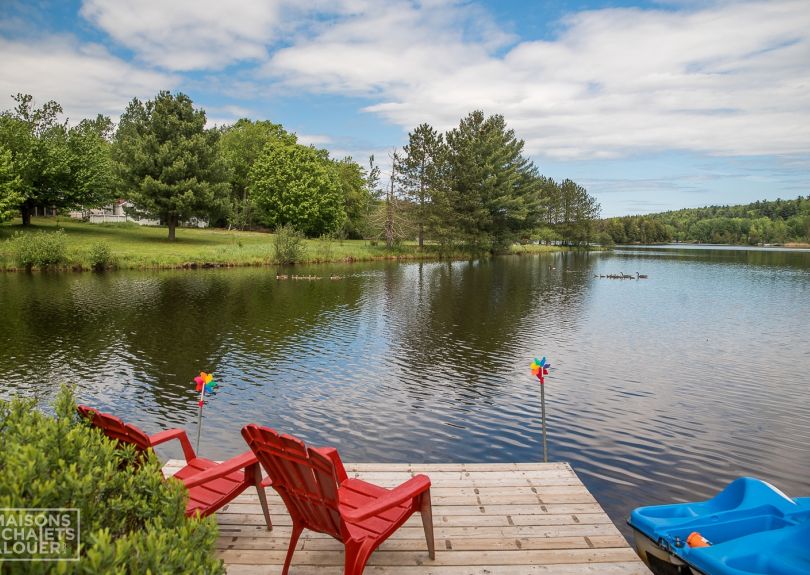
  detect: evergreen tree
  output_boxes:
[113,91,229,240]
[445,111,542,252]
[399,123,448,248]
[557,179,600,245]
[366,155,382,202]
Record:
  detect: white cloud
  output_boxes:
[0,36,176,121]
[267,1,509,97]
[80,0,285,71]
[77,0,416,73]
[296,133,333,146]
[203,104,256,127]
[16,0,807,164]
[263,0,810,160]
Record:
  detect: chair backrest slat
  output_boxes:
[242,425,343,538]
[77,405,151,452]
[307,447,343,531]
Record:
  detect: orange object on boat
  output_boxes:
[687,531,711,548]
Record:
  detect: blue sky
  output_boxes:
[1,0,808,217]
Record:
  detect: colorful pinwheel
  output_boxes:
[531,357,550,384]
[193,371,219,454]
[194,371,217,405]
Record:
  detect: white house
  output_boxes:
[70,200,207,227]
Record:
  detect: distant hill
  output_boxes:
[596,196,810,245]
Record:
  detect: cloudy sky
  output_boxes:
[1,0,808,216]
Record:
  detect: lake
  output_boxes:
[1,245,808,538]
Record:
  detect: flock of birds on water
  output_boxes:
[594,271,648,279]
[547,265,648,279]
[278,270,648,281]
[276,266,649,282]
[276,274,343,281]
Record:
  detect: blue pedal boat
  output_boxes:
[628,477,810,575]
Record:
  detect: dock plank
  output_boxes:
[163,461,649,574]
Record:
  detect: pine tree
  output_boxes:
[113,91,229,240]
[399,123,448,248]
[445,111,542,252]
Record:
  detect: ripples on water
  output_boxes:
[1,246,808,539]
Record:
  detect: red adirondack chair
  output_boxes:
[77,405,272,528]
[241,424,435,575]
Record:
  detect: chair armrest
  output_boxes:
[148,428,197,462]
[180,451,258,489]
[312,446,348,483]
[342,475,431,523]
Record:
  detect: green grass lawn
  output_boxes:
[0,217,562,271]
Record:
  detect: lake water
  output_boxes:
[1,245,809,538]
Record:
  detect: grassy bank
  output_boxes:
[0,218,563,271]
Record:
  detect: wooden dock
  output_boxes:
[163,460,649,575]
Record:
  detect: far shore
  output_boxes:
[0,218,565,272]
[618,241,810,249]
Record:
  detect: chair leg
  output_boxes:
[419,489,436,560]
[344,540,374,575]
[253,465,272,530]
[282,522,304,575]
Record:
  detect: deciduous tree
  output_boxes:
[333,156,373,239]
[0,147,22,221]
[219,118,296,229]
[67,115,117,211]
[0,94,114,225]
[249,141,345,236]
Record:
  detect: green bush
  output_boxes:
[87,241,114,271]
[595,231,616,247]
[9,229,67,270]
[273,223,307,265]
[0,387,225,574]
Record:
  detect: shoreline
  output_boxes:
[617,241,810,249]
[0,218,566,272]
[0,252,461,273]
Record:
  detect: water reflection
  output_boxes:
[616,244,810,270]
[0,248,808,539]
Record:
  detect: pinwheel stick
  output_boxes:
[196,386,205,455]
[540,379,548,463]
[531,357,550,463]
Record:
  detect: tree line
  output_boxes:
[0,91,600,250]
[597,196,810,245]
[394,117,600,251]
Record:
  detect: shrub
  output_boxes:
[10,229,67,270]
[0,387,225,574]
[273,223,307,265]
[88,241,114,271]
[595,231,616,247]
